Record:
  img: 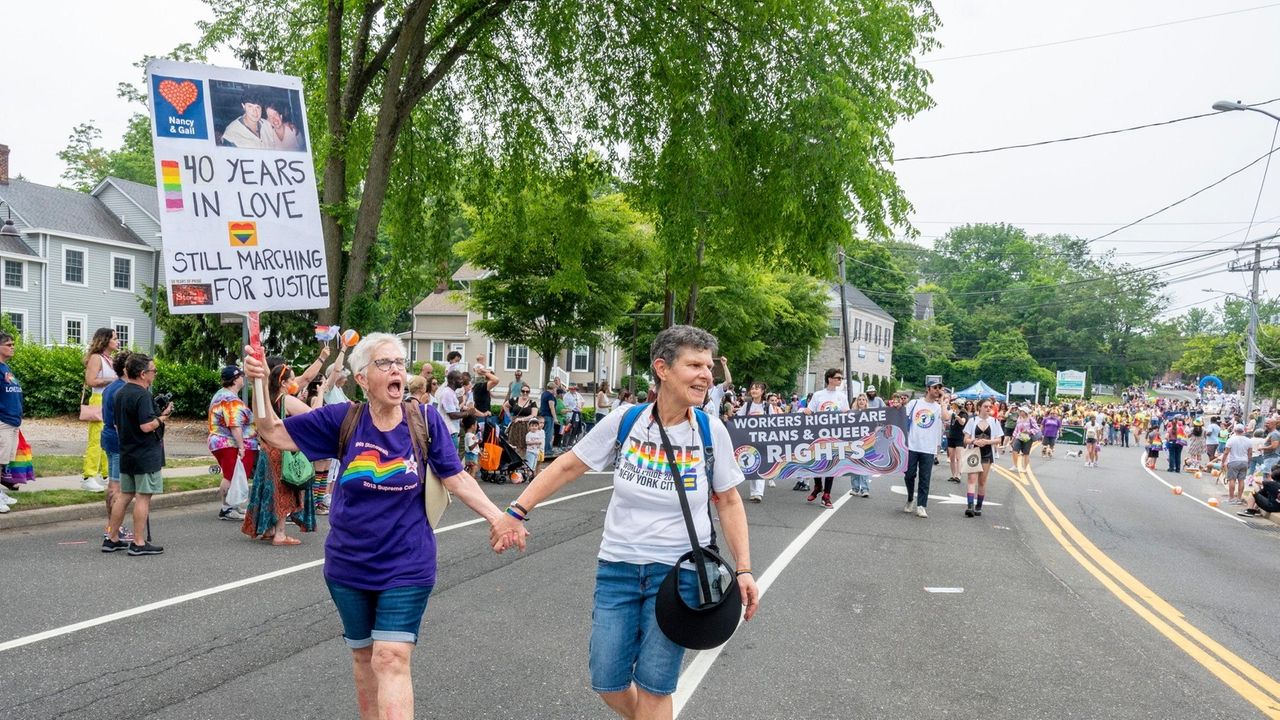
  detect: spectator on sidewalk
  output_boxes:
[103,354,171,556]
[1239,464,1280,518]
[82,328,119,492]
[508,370,526,401]
[209,365,257,522]
[0,333,21,513]
[99,351,133,537]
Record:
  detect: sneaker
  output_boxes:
[806,488,819,503]
[101,538,127,553]
[128,542,164,556]
[974,507,982,516]
[767,479,777,488]
[965,506,975,518]
[861,490,870,498]
[821,494,833,509]
[0,502,9,514]
[1238,509,1260,517]
[792,481,809,492]
[948,476,960,483]
[849,489,858,497]
[903,500,916,513]
[81,477,106,492]
[0,492,16,506]
[748,495,762,503]
[316,503,330,515]
[915,506,928,519]
[218,507,245,521]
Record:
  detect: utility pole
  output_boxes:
[1226,233,1280,422]
[837,247,854,406]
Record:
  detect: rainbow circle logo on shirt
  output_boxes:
[814,400,841,412]
[913,408,936,429]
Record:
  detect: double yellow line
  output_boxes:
[992,463,1280,717]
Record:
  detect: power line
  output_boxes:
[896,98,1280,162]
[921,3,1280,64]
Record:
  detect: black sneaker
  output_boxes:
[948,476,961,483]
[1238,509,1260,517]
[965,507,975,518]
[792,481,809,492]
[101,538,127,553]
[974,507,983,516]
[128,542,164,556]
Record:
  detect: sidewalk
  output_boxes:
[1,465,221,531]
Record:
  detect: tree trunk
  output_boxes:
[683,234,706,325]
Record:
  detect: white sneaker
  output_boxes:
[0,502,8,513]
[81,477,106,492]
[767,479,777,488]
[0,491,16,506]
[915,506,928,518]
[903,500,916,513]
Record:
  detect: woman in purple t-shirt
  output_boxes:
[1040,410,1062,458]
[247,332,527,719]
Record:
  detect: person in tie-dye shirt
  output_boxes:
[208,366,257,521]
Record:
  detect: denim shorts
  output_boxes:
[106,452,120,483]
[590,560,701,697]
[325,580,433,649]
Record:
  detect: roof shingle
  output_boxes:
[0,179,148,247]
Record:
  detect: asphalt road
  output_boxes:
[5,449,1280,719]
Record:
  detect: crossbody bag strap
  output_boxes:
[654,410,714,605]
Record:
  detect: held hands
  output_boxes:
[489,512,529,553]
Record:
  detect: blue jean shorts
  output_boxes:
[325,579,433,649]
[590,560,701,697]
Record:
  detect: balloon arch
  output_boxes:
[1199,375,1223,392]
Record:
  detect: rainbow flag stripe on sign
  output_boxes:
[161,160,183,212]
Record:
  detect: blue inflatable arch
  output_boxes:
[1199,375,1223,392]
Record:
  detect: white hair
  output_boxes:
[347,332,404,375]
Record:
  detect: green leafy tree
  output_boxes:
[199,0,938,325]
[842,239,914,330]
[57,117,155,193]
[457,160,653,384]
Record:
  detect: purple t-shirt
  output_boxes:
[1042,416,1061,438]
[285,403,462,590]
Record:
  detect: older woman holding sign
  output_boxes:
[490,325,759,720]
[245,332,525,720]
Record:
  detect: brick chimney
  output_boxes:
[0,144,8,185]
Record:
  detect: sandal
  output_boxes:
[272,536,302,546]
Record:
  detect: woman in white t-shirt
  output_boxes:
[490,326,759,719]
[737,381,781,502]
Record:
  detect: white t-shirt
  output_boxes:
[1226,434,1253,464]
[1205,423,1221,444]
[905,398,944,454]
[808,388,850,413]
[572,405,745,565]
[702,385,726,416]
[434,384,461,435]
[735,399,777,416]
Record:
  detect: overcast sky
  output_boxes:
[3,0,1278,316]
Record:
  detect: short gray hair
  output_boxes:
[348,332,403,375]
[649,325,718,385]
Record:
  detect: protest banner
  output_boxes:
[145,59,328,315]
[726,408,909,482]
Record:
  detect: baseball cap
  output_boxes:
[867,386,877,392]
[221,366,244,383]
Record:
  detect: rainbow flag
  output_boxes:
[315,325,340,342]
[160,160,183,212]
[3,430,34,485]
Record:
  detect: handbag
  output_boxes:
[278,398,315,488]
[958,446,983,473]
[479,426,503,472]
[652,411,742,651]
[79,386,102,422]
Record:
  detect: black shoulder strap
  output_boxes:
[655,409,714,606]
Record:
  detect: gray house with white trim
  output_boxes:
[0,148,162,349]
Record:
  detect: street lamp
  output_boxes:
[1210,100,1280,421]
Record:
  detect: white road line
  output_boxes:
[1135,452,1244,523]
[0,483,614,654]
[672,490,853,717]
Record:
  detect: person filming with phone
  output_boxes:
[102,354,172,556]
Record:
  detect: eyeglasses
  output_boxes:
[370,358,407,371]
[521,390,530,394]
[832,376,843,381]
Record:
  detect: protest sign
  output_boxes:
[726,408,909,481]
[146,59,328,314]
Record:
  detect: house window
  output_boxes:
[828,316,841,337]
[878,351,886,363]
[63,313,87,345]
[572,346,591,372]
[864,323,872,342]
[857,345,867,359]
[63,247,87,285]
[6,310,25,337]
[505,344,530,371]
[885,328,892,347]
[854,318,861,339]
[112,318,133,348]
[875,325,881,345]
[430,341,445,363]
[111,255,133,292]
[3,260,23,290]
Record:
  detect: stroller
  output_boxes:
[478,420,537,485]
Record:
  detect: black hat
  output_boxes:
[655,547,742,650]
[221,366,244,383]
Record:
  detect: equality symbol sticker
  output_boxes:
[228,221,258,247]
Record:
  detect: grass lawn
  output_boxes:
[8,456,220,512]
[31,455,213,478]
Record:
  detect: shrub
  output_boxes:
[8,344,85,418]
[153,359,221,417]
[617,375,650,394]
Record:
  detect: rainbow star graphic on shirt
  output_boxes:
[340,450,407,485]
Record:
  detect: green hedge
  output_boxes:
[7,342,220,419]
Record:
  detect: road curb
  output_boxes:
[0,488,220,531]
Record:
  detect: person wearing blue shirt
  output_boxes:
[0,333,22,512]
[99,351,132,540]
